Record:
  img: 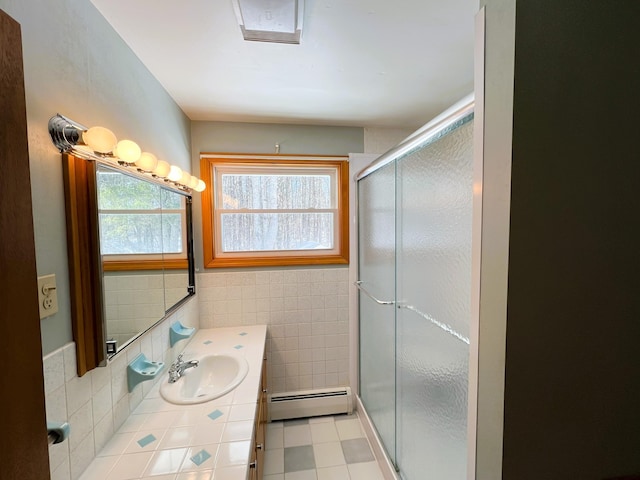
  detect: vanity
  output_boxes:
[80,325,267,480]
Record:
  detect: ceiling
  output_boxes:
[90,0,476,129]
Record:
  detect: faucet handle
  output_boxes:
[171,354,184,369]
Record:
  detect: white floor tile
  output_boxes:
[266,424,284,449]
[347,461,385,480]
[313,442,345,468]
[335,419,364,441]
[284,424,312,447]
[309,423,339,444]
[316,465,350,480]
[285,470,317,480]
[308,416,334,424]
[263,474,285,480]
[264,448,285,475]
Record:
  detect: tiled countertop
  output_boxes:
[80,325,267,480]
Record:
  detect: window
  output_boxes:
[97,165,188,271]
[200,154,349,267]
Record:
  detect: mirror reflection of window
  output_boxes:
[96,166,187,264]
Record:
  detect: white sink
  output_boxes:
[160,354,249,405]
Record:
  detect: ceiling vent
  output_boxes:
[231,0,304,44]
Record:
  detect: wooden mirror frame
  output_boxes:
[62,154,106,376]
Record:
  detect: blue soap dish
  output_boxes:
[127,353,164,392]
[170,321,195,347]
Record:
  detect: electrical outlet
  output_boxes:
[38,274,59,319]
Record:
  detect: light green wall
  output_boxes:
[0,0,191,354]
[190,121,364,271]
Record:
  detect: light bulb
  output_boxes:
[82,126,117,153]
[135,152,158,172]
[153,160,171,178]
[195,179,206,192]
[179,171,192,185]
[167,165,183,182]
[188,176,199,189]
[115,140,141,163]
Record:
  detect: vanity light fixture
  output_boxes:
[188,175,199,190]
[135,152,158,172]
[83,126,117,153]
[114,139,142,164]
[48,114,205,193]
[167,165,183,182]
[153,160,171,178]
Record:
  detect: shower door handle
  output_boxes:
[354,281,395,305]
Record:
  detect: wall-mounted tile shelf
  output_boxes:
[170,321,196,347]
[127,353,164,392]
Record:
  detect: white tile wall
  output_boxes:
[44,297,199,480]
[198,267,350,393]
[103,273,189,349]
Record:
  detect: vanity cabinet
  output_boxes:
[250,355,268,479]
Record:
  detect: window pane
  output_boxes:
[161,213,183,254]
[99,214,164,254]
[220,213,334,252]
[97,170,162,210]
[161,188,182,209]
[221,173,333,210]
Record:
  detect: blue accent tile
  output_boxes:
[239,332,248,336]
[208,409,224,421]
[137,434,157,448]
[190,449,212,466]
[203,340,213,345]
[234,345,244,349]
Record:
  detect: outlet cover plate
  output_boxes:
[37,274,58,319]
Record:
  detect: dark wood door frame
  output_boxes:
[0,8,51,479]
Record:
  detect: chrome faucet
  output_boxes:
[168,353,199,383]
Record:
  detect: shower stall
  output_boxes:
[356,96,475,479]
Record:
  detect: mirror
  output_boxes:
[97,164,194,354]
[63,155,195,375]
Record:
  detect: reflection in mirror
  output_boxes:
[161,190,191,309]
[96,165,194,355]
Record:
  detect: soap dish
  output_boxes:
[170,321,196,347]
[127,353,164,392]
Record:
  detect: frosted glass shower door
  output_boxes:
[358,162,397,465]
[395,117,474,479]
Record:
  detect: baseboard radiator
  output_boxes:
[268,387,353,421]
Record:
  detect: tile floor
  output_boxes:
[263,413,385,480]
